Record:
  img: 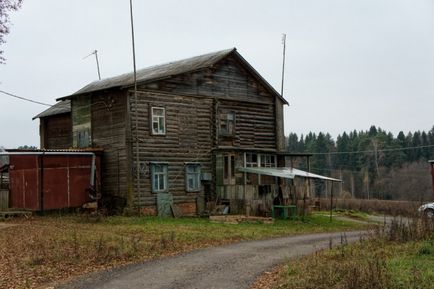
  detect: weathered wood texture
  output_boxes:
[72,95,91,147]
[138,55,274,103]
[138,54,277,151]
[91,89,129,201]
[128,90,213,207]
[0,189,8,210]
[217,99,276,148]
[40,113,72,149]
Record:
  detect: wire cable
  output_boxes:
[303,144,434,155]
[0,90,52,107]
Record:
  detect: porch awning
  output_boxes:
[238,167,342,182]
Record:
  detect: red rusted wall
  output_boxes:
[8,154,101,211]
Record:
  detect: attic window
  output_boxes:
[151,107,166,135]
[220,111,235,136]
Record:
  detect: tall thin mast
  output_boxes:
[94,50,101,80]
[280,33,287,97]
[129,0,140,214]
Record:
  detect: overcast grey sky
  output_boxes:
[0,0,433,148]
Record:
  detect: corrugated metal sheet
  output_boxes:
[238,167,342,182]
[59,48,234,99]
[55,48,288,104]
[32,100,71,120]
[7,154,102,211]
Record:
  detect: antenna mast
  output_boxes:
[129,0,141,215]
[83,50,101,80]
[280,33,286,97]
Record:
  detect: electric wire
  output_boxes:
[0,90,52,107]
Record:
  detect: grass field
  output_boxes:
[0,213,366,289]
[276,218,434,289]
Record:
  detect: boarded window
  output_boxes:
[151,107,166,135]
[77,129,90,148]
[220,111,235,136]
[186,163,201,192]
[151,163,168,192]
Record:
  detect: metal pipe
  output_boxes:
[129,0,140,215]
[0,152,95,156]
[39,152,44,213]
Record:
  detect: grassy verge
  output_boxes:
[0,213,365,289]
[276,218,434,289]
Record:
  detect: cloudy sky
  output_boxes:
[1,0,433,148]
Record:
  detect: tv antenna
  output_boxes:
[280,33,286,97]
[83,50,101,80]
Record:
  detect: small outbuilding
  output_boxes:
[0,149,102,212]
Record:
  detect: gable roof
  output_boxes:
[32,100,71,120]
[57,48,288,104]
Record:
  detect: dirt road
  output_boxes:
[59,230,366,289]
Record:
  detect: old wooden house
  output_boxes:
[34,48,293,215]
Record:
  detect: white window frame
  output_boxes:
[260,154,276,168]
[151,163,168,192]
[185,163,201,192]
[151,107,166,135]
[220,111,235,136]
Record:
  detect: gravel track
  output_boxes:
[59,230,366,289]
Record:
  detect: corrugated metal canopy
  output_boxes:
[32,100,71,120]
[238,167,342,182]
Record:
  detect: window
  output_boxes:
[77,129,90,148]
[151,107,166,135]
[223,155,236,184]
[260,155,276,168]
[220,111,235,136]
[186,163,201,192]
[245,153,258,168]
[245,153,258,184]
[151,163,168,192]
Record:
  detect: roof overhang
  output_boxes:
[55,48,289,105]
[213,147,277,153]
[238,167,342,182]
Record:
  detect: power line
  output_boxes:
[305,144,434,155]
[0,90,52,107]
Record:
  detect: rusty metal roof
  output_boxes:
[32,100,71,120]
[56,48,288,104]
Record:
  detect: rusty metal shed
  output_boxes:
[0,149,102,211]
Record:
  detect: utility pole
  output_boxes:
[129,0,140,215]
[280,33,286,97]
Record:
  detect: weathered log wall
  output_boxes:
[40,113,72,149]
[128,90,214,211]
[91,89,129,202]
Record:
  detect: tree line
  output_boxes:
[287,125,434,201]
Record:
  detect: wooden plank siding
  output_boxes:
[91,89,129,202]
[216,99,276,149]
[40,113,72,149]
[47,51,286,214]
[72,95,91,147]
[128,90,214,208]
